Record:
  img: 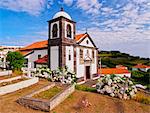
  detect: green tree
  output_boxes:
[6,51,25,71]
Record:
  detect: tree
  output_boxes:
[6,51,25,71]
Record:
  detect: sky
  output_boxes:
[0,0,150,58]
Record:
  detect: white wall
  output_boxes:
[101,73,131,78]
[50,46,59,70]
[65,46,74,71]
[79,37,95,48]
[0,70,12,76]
[0,77,39,95]
[25,49,47,68]
[76,47,97,79]
[91,50,97,75]
[76,47,85,78]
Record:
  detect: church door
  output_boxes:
[85,66,90,79]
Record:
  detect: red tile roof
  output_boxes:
[35,55,48,64]
[133,64,150,68]
[19,50,33,56]
[19,33,88,56]
[20,40,48,51]
[75,33,87,41]
[98,68,130,75]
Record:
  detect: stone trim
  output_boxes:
[17,83,75,112]
[0,77,39,95]
[0,70,12,76]
[0,76,22,83]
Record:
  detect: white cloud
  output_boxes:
[0,0,46,16]
[78,27,150,57]
[63,0,73,6]
[76,0,102,16]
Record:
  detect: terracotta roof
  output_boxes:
[20,40,48,51]
[98,68,130,75]
[19,33,91,56]
[35,55,48,64]
[75,33,87,42]
[19,50,33,56]
[133,64,150,69]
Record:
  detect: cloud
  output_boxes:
[78,27,150,57]
[76,0,102,16]
[63,0,73,6]
[0,0,46,16]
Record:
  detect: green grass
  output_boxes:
[33,86,63,99]
[75,85,96,92]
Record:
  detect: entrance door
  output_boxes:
[86,66,90,79]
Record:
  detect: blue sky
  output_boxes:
[0,0,150,58]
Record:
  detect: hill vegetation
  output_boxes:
[99,51,150,89]
[99,51,150,68]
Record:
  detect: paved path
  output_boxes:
[83,79,98,87]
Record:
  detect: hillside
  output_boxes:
[99,51,150,69]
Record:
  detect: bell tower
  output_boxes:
[48,8,76,71]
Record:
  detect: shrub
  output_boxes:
[35,66,77,84]
[133,93,150,104]
[13,70,23,75]
[96,74,137,99]
[75,85,96,92]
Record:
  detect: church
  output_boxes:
[19,8,99,81]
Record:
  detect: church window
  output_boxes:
[69,50,71,61]
[24,58,28,67]
[92,50,94,58]
[38,54,41,59]
[67,24,72,38]
[87,50,89,56]
[52,24,58,37]
[80,49,83,59]
[86,40,89,44]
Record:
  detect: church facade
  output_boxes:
[19,8,99,81]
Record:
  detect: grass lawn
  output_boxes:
[33,86,63,99]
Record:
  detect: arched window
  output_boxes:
[69,50,71,61]
[80,49,83,59]
[67,24,72,38]
[52,24,58,38]
[92,50,94,58]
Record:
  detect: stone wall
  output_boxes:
[0,77,39,95]
[17,83,75,112]
[0,76,22,83]
[0,70,12,76]
[49,84,75,110]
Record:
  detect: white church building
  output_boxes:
[19,8,99,81]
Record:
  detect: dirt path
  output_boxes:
[0,79,49,113]
[52,90,150,113]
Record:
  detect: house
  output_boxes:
[132,64,150,72]
[0,45,22,69]
[19,8,98,81]
[116,65,128,69]
[98,68,131,78]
